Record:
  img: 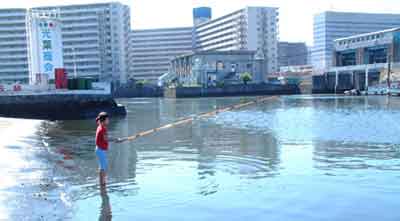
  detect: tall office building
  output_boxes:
[194,7,279,75]
[278,42,308,67]
[313,11,400,71]
[35,2,131,83]
[0,9,29,83]
[129,27,193,82]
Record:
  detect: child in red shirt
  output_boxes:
[95,112,123,186]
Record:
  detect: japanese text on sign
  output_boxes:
[41,22,54,73]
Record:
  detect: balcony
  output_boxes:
[0,47,27,52]
[131,35,192,42]
[63,43,99,50]
[62,29,100,36]
[0,54,27,59]
[63,36,99,43]
[64,57,101,63]
[0,13,26,18]
[60,7,109,15]
[0,60,27,65]
[62,23,99,30]
[0,40,27,46]
[0,20,25,25]
[0,74,28,81]
[0,33,26,39]
[64,50,99,56]
[0,67,28,73]
[0,26,26,31]
[61,14,100,22]
[64,64,100,70]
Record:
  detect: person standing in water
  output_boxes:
[95,112,124,186]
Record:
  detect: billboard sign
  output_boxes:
[28,10,63,85]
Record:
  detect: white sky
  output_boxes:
[2,0,400,45]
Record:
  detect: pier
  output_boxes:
[313,62,400,94]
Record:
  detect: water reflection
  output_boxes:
[0,118,72,220]
[99,185,112,221]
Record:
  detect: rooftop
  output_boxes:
[173,50,256,59]
[131,27,193,33]
[335,27,400,42]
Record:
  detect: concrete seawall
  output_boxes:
[0,93,126,120]
[312,72,381,94]
[113,85,163,98]
[164,84,301,98]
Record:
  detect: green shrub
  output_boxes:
[216,81,225,88]
[136,80,147,87]
[240,72,252,85]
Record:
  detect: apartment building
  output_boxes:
[129,27,193,83]
[0,9,29,83]
[194,7,279,75]
[35,2,131,83]
[0,2,130,83]
[129,7,279,83]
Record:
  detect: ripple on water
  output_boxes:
[212,107,400,144]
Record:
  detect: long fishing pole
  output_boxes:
[118,96,277,143]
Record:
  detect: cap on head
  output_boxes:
[96,112,109,123]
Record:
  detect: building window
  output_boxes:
[216,61,224,70]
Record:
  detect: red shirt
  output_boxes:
[96,125,108,150]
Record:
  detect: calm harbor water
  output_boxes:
[1,95,400,220]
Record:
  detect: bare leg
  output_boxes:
[99,170,106,186]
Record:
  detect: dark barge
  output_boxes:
[0,91,126,120]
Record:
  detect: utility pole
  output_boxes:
[72,47,77,79]
[387,53,392,95]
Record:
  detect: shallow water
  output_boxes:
[1,95,400,220]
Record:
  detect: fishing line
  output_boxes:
[120,96,278,142]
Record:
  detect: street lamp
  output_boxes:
[71,47,77,78]
[254,49,265,82]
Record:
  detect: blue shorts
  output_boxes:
[96,147,108,171]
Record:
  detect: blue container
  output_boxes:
[193,7,212,19]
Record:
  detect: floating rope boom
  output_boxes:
[122,96,277,142]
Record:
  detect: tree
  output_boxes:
[136,80,147,88]
[240,72,252,85]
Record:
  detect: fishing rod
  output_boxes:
[118,96,277,143]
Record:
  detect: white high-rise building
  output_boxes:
[194,7,279,75]
[0,2,130,83]
[313,11,400,72]
[36,2,131,83]
[0,9,29,83]
[128,7,279,83]
[129,27,193,82]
